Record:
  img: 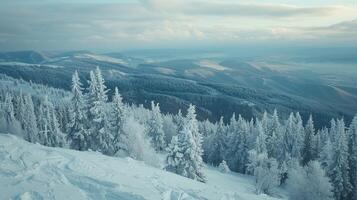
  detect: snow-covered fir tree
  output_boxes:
[254,120,267,154]
[302,115,315,165]
[312,129,322,161]
[0,93,22,135]
[87,67,113,154]
[348,115,357,200]
[207,116,227,165]
[13,90,25,128]
[147,101,166,151]
[320,138,333,170]
[37,96,65,147]
[165,104,206,182]
[226,114,249,173]
[22,94,38,143]
[266,109,281,159]
[110,87,128,156]
[173,109,185,133]
[67,71,88,151]
[247,119,279,195]
[282,113,302,161]
[328,119,352,200]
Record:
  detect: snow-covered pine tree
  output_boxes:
[261,111,269,138]
[57,103,70,133]
[67,71,88,151]
[207,116,227,165]
[22,94,39,143]
[38,96,65,147]
[13,90,26,128]
[330,119,337,143]
[185,104,206,182]
[225,113,238,165]
[227,113,237,139]
[165,104,206,182]
[293,112,304,160]
[147,101,166,151]
[227,114,249,173]
[302,115,315,165]
[173,109,185,133]
[3,93,16,126]
[87,67,113,154]
[312,129,321,160]
[110,87,128,156]
[254,120,267,154]
[320,138,333,170]
[165,134,182,173]
[286,161,333,200]
[186,104,202,151]
[200,119,217,163]
[329,119,352,200]
[282,113,295,161]
[247,118,279,194]
[162,114,178,145]
[267,109,281,159]
[282,113,303,162]
[0,92,22,135]
[348,115,357,200]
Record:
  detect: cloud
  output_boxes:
[0,0,356,50]
[140,0,343,17]
[329,19,357,31]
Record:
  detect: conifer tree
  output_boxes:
[302,115,315,165]
[1,93,22,135]
[38,96,65,147]
[67,71,88,151]
[267,109,281,159]
[227,114,249,173]
[3,93,16,126]
[147,101,166,151]
[329,119,352,200]
[22,94,39,143]
[207,116,227,165]
[348,115,357,200]
[87,67,113,154]
[110,87,128,156]
[165,104,206,182]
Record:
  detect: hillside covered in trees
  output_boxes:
[1,68,357,200]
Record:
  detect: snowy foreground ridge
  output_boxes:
[0,134,284,200]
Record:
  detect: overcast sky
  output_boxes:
[0,0,356,51]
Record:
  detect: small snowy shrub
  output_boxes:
[247,151,280,195]
[286,161,333,200]
[218,160,230,173]
[122,117,160,167]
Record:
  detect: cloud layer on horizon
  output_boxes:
[0,0,356,51]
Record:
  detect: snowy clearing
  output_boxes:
[0,134,285,200]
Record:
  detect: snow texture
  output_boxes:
[0,134,285,200]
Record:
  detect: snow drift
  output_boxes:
[0,134,284,200]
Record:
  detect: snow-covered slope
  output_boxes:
[0,134,284,200]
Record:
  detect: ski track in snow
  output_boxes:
[0,134,285,200]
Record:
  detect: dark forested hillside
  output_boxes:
[0,50,356,128]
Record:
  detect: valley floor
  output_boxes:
[0,134,286,200]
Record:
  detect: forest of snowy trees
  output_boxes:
[0,68,357,200]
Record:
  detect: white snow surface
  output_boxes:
[0,134,285,200]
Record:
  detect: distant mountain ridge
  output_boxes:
[0,50,356,128]
[0,50,47,64]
